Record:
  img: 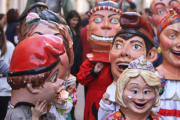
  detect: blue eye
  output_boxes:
[169,34,175,39]
[110,18,119,24]
[132,44,141,50]
[115,43,121,48]
[131,90,138,94]
[143,90,150,95]
[94,17,102,23]
[157,10,164,15]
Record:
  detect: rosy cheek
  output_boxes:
[110,51,119,61]
[145,94,155,100]
[160,36,173,50]
[126,94,135,100]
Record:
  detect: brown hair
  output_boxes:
[7,71,51,90]
[0,20,7,57]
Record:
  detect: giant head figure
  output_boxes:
[17,2,48,41]
[157,3,180,80]
[87,1,123,62]
[8,35,65,105]
[114,56,161,120]
[149,0,179,34]
[109,12,158,81]
[20,12,72,80]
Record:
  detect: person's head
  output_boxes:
[17,2,48,41]
[115,57,161,115]
[87,1,123,62]
[8,35,65,104]
[149,0,179,33]
[0,14,4,20]
[6,9,19,24]
[66,10,82,35]
[109,12,158,81]
[157,3,180,68]
[0,20,7,57]
[142,8,151,20]
[21,12,71,80]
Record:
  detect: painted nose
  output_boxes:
[101,19,112,29]
[119,45,129,57]
[138,93,145,101]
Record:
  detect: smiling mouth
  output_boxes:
[118,63,129,71]
[133,101,147,108]
[91,34,114,41]
[171,50,180,55]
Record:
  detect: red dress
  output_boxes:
[106,111,164,120]
[76,59,113,120]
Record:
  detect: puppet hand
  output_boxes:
[31,100,47,120]
[66,82,76,96]
[159,73,165,81]
[102,92,112,105]
[57,97,67,105]
[94,62,104,74]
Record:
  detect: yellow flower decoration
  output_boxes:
[116,112,121,117]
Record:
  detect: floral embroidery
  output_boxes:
[168,10,177,21]
[116,112,121,117]
[158,25,162,33]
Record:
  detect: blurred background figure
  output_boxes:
[142,8,151,21]
[5,9,19,46]
[66,10,82,120]
[0,13,7,32]
[0,20,15,120]
[26,0,74,17]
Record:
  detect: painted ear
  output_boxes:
[146,47,158,63]
[26,83,39,94]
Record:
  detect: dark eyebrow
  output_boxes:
[167,29,178,33]
[130,40,143,45]
[108,14,118,18]
[154,2,165,8]
[30,32,43,36]
[54,33,62,36]
[93,14,105,17]
[169,0,178,6]
[115,39,123,43]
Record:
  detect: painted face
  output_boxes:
[159,22,180,67]
[150,0,178,28]
[87,10,120,53]
[38,64,65,103]
[123,76,156,114]
[109,36,146,81]
[69,17,79,28]
[28,23,70,80]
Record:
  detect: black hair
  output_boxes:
[0,14,4,20]
[144,8,151,15]
[65,10,82,35]
[112,30,154,56]
[7,9,19,24]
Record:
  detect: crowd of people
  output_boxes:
[0,0,179,120]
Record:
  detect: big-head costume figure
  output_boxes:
[149,0,180,67]
[5,35,65,120]
[76,1,122,120]
[106,56,162,120]
[152,3,180,120]
[98,12,158,120]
